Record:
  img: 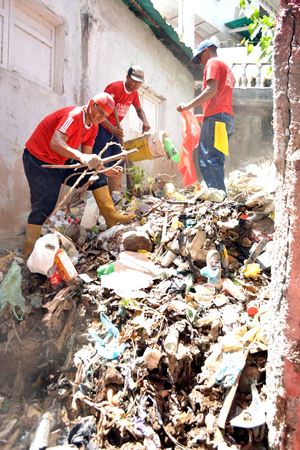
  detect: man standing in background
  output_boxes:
[177,40,234,193]
[93,65,151,197]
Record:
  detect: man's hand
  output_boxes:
[177,103,190,112]
[80,153,102,170]
[103,165,123,177]
[142,122,151,133]
[111,126,124,141]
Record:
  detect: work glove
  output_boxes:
[80,153,102,170]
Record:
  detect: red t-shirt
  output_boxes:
[202,58,234,118]
[26,106,98,165]
[103,81,141,131]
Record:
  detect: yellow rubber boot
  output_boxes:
[93,186,136,228]
[23,224,42,261]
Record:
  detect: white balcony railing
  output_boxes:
[231,62,272,88]
[218,48,272,89]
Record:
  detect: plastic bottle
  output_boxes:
[247,300,259,316]
[163,137,180,163]
[164,327,179,352]
[111,191,122,205]
[81,195,99,229]
[219,244,229,269]
[29,412,54,450]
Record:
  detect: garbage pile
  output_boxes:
[0,162,276,450]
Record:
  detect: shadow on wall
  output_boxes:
[226,114,274,173]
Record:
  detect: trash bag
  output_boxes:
[178,110,200,187]
[0,261,26,320]
[27,233,60,275]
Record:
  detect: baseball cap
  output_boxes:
[191,40,217,64]
[128,65,145,82]
[93,92,115,115]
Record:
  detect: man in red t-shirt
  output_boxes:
[177,41,234,193]
[23,92,135,260]
[93,65,150,196]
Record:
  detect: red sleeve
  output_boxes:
[206,60,221,82]
[132,91,141,109]
[55,115,77,137]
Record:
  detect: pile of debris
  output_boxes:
[0,162,276,450]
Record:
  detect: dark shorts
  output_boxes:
[92,124,125,168]
[23,148,107,225]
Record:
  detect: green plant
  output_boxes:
[239,0,275,75]
[123,164,151,199]
[120,297,137,308]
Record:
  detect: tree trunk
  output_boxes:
[268,1,300,448]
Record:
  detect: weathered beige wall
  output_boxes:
[0,0,194,250]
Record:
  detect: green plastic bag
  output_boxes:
[97,262,115,278]
[0,261,26,320]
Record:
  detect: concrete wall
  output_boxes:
[227,88,273,173]
[0,0,194,250]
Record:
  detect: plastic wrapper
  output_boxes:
[0,261,25,321]
[194,183,226,203]
[97,262,115,277]
[243,263,261,278]
[222,278,245,301]
[87,312,126,360]
[215,350,246,388]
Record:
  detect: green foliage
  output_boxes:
[239,0,275,67]
[120,297,137,308]
[123,164,152,199]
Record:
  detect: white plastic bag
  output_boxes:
[27,233,60,275]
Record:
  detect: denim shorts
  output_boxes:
[92,124,125,168]
[198,113,234,192]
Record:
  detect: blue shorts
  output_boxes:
[198,113,234,193]
[92,124,125,168]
